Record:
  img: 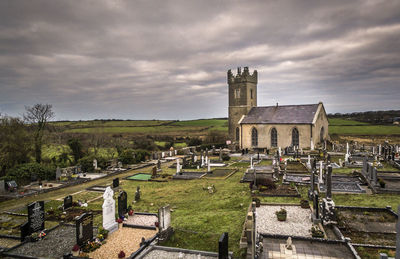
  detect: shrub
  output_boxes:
[221,153,230,161]
[188,138,202,146]
[118,149,135,165]
[79,155,107,172]
[6,163,55,185]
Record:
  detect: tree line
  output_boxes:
[328,110,400,124]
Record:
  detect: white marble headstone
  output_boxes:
[176,159,180,173]
[102,187,118,233]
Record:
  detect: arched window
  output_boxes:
[320,127,325,143]
[251,128,258,147]
[236,127,240,142]
[292,128,299,147]
[271,128,277,147]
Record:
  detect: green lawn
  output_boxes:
[329,125,400,135]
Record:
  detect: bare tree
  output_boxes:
[24,104,54,163]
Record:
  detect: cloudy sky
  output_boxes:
[0,0,399,120]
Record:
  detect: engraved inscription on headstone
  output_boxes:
[64,195,73,210]
[28,201,45,233]
[75,213,93,246]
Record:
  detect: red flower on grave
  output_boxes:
[155,222,159,227]
[118,250,126,258]
[128,209,134,216]
[117,218,123,223]
[72,244,80,251]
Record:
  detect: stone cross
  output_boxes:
[207,158,211,172]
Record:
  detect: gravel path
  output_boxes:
[256,205,313,237]
[125,214,158,227]
[143,250,217,259]
[88,227,156,259]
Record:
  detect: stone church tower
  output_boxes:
[228,67,258,142]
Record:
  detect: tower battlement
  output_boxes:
[227,67,257,84]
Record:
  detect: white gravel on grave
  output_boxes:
[256,205,313,237]
[143,250,217,259]
[125,214,158,226]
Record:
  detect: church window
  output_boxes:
[320,127,325,143]
[292,128,299,147]
[250,89,253,99]
[235,89,240,99]
[251,127,258,147]
[236,127,240,141]
[271,128,277,147]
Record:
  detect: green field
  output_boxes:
[329,125,400,135]
[328,118,369,126]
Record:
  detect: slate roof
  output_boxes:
[240,104,320,124]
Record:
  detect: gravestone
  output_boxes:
[135,186,141,201]
[0,180,5,194]
[113,178,119,188]
[64,195,73,210]
[28,201,45,233]
[93,159,98,170]
[118,191,128,218]
[157,159,161,170]
[152,166,157,177]
[102,187,118,233]
[117,161,122,168]
[312,191,320,223]
[326,166,332,199]
[56,167,61,180]
[219,148,222,161]
[75,213,93,246]
[158,205,171,231]
[20,222,30,241]
[218,232,229,259]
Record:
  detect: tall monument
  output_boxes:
[227,67,258,142]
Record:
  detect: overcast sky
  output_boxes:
[0,0,399,121]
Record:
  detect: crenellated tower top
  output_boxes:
[227,67,257,84]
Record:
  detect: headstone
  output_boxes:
[313,191,319,219]
[117,161,122,168]
[157,159,161,170]
[176,159,181,173]
[372,167,378,185]
[118,191,128,218]
[102,187,118,233]
[207,158,211,172]
[56,167,61,180]
[201,156,205,167]
[162,152,165,158]
[152,166,157,177]
[64,195,73,210]
[326,166,332,199]
[194,155,197,163]
[219,148,222,161]
[135,186,141,201]
[75,213,93,246]
[218,232,229,259]
[319,161,323,183]
[20,222,30,241]
[0,180,5,194]
[28,201,45,233]
[174,150,177,155]
[169,151,172,157]
[93,159,98,170]
[158,205,171,231]
[250,157,254,170]
[113,178,119,188]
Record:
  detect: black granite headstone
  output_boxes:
[28,201,45,233]
[20,221,30,241]
[326,166,332,199]
[75,213,93,246]
[118,191,128,218]
[64,195,73,210]
[113,178,119,188]
[218,232,229,259]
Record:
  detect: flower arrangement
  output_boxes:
[118,250,126,258]
[310,225,324,238]
[117,218,123,224]
[72,244,80,256]
[81,240,102,253]
[128,209,134,216]
[155,222,159,228]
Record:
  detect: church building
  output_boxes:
[228,67,329,150]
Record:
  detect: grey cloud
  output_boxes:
[0,0,399,120]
